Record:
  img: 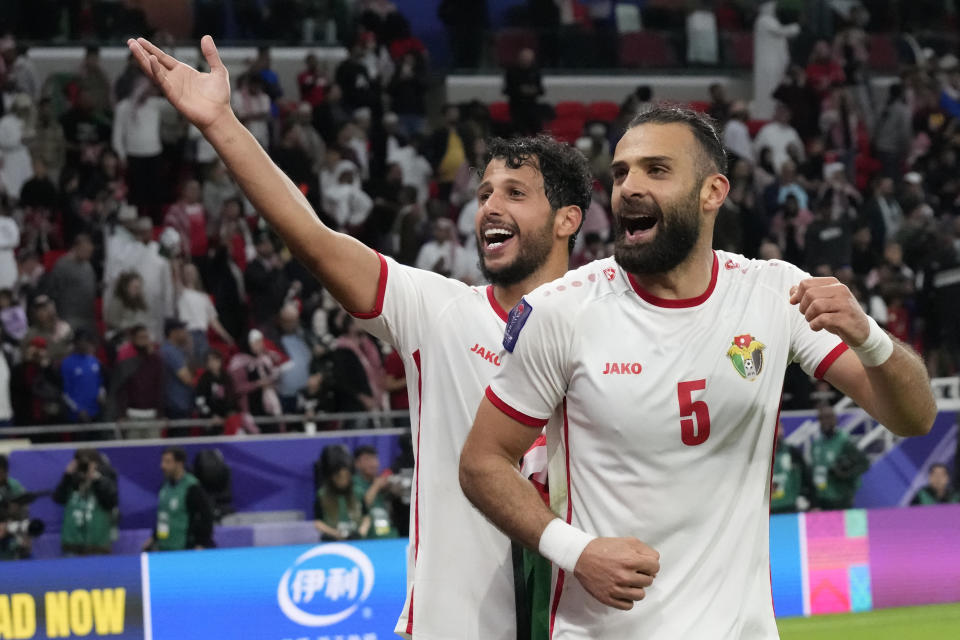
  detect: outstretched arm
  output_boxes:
[791,277,937,436]
[127,36,380,314]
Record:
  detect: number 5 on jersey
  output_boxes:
[678,379,710,446]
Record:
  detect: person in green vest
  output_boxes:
[911,463,960,505]
[0,454,26,519]
[314,456,370,541]
[352,445,399,539]
[143,446,215,551]
[809,403,869,510]
[53,448,118,555]
[770,424,811,514]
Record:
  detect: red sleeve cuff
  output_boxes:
[485,386,549,428]
[814,342,849,379]
[350,251,389,319]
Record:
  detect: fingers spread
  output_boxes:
[127,40,155,77]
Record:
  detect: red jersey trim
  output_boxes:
[406,349,423,636]
[350,251,389,319]
[813,342,849,380]
[627,252,719,308]
[485,387,549,428]
[486,285,510,322]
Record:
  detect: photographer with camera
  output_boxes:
[353,445,400,539]
[809,402,870,510]
[0,454,30,560]
[52,449,118,556]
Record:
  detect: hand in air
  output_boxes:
[789,277,870,347]
[127,35,231,132]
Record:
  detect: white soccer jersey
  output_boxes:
[487,251,848,640]
[354,253,518,640]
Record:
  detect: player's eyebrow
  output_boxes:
[476,177,532,195]
[610,155,675,171]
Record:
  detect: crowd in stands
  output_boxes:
[0,2,956,441]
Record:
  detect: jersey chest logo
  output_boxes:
[727,333,766,381]
[469,343,501,366]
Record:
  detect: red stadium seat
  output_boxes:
[546,117,585,143]
[494,29,539,68]
[554,101,587,120]
[587,101,620,123]
[688,101,710,113]
[618,32,679,68]
[488,101,511,123]
[747,119,769,137]
[868,34,899,71]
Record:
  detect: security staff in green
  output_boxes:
[352,446,398,539]
[314,458,370,541]
[911,463,960,505]
[770,426,810,514]
[53,449,118,555]
[144,447,215,551]
[809,403,869,510]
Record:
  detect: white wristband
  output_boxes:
[538,518,596,573]
[851,315,894,368]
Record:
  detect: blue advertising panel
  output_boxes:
[147,539,407,640]
[769,513,804,618]
[0,555,144,639]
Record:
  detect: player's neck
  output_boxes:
[627,245,715,301]
[491,252,569,311]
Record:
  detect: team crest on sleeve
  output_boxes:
[727,334,765,380]
[503,297,533,353]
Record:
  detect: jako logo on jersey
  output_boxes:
[602,362,642,375]
[727,334,765,380]
[470,343,501,366]
[277,543,375,627]
[503,297,533,353]
[603,267,616,281]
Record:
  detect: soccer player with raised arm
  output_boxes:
[127,36,593,639]
[460,106,937,639]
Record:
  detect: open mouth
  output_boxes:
[482,226,516,252]
[621,215,658,240]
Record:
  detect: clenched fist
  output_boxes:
[574,537,660,610]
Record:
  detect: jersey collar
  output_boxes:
[627,252,719,309]
[486,285,510,322]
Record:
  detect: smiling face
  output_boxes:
[474,158,558,286]
[610,123,709,275]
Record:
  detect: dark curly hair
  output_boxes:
[627,106,728,177]
[481,135,593,253]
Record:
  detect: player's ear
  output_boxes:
[555,204,583,241]
[700,173,730,215]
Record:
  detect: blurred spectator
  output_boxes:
[335,39,380,114]
[76,47,112,114]
[723,101,754,164]
[144,447,215,551]
[804,197,852,272]
[754,103,804,174]
[873,84,912,180]
[0,454,26,517]
[19,157,59,215]
[202,162,241,235]
[571,232,606,269]
[753,0,800,119]
[106,271,151,340]
[195,350,238,430]
[271,122,317,202]
[179,263,234,366]
[911,463,959,505]
[53,449,117,555]
[388,52,429,137]
[245,232,292,326]
[808,403,869,510]
[114,53,143,104]
[44,234,97,334]
[503,48,544,136]
[312,84,350,144]
[214,196,254,270]
[229,329,283,422]
[772,65,821,143]
[321,159,373,231]
[707,83,731,125]
[160,318,195,423]
[686,1,718,65]
[60,330,104,423]
[164,179,209,259]
[804,40,845,99]
[270,303,314,414]
[113,79,166,212]
[201,239,248,342]
[24,295,72,363]
[1,42,38,100]
[0,93,35,201]
[438,0,487,68]
[415,218,477,283]
[330,312,383,427]
[11,336,63,428]
[0,207,19,291]
[314,454,370,541]
[770,425,810,514]
[382,346,407,416]
[428,105,469,201]
[29,98,66,183]
[249,47,283,106]
[231,74,271,148]
[107,324,164,425]
[863,177,903,252]
[297,53,328,107]
[353,445,398,538]
[59,89,111,171]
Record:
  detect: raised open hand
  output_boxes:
[127,35,231,131]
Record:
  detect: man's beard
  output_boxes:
[476,214,555,286]
[613,185,702,275]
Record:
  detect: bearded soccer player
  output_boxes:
[128,36,592,639]
[460,106,936,639]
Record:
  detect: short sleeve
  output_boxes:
[486,295,572,428]
[352,253,470,355]
[783,263,849,378]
